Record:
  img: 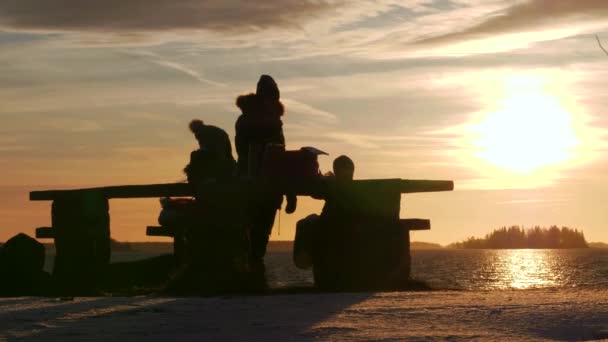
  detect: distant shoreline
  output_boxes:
[7,240,607,253]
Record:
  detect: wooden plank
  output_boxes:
[400,179,453,193]
[146,226,174,237]
[399,218,431,231]
[35,227,55,239]
[30,183,193,201]
[103,183,193,199]
[30,179,454,201]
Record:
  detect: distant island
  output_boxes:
[448,226,588,249]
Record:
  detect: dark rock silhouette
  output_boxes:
[0,233,50,296]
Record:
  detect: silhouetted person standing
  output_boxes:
[235,75,294,270]
[235,75,284,176]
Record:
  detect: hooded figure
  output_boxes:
[234,75,294,267]
[235,75,285,176]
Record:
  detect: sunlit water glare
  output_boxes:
[410,249,608,290]
[45,249,608,290]
[265,249,608,290]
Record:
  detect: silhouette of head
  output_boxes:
[333,155,354,181]
[189,119,207,149]
[256,75,280,101]
[189,119,230,158]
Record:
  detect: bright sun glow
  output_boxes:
[471,90,578,174]
[465,74,586,181]
[442,71,606,189]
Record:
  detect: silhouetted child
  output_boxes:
[159,119,235,228]
[293,155,354,269]
[160,120,246,294]
[184,119,235,185]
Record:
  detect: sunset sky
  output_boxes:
[1,0,607,244]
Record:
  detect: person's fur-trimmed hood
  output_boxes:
[236,93,284,117]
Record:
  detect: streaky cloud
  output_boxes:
[413,0,608,47]
[0,0,338,33]
[282,98,338,121]
[151,60,225,87]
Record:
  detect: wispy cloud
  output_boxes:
[5,0,605,58]
[151,60,224,87]
[282,98,338,121]
[121,50,225,87]
[497,198,570,205]
[415,0,608,47]
[0,0,338,33]
[323,131,449,149]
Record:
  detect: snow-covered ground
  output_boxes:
[1,289,607,341]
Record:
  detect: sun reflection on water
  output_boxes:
[499,249,558,289]
[412,249,608,290]
[471,249,564,290]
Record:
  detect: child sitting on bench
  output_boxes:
[293,155,354,269]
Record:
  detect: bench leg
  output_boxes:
[173,229,186,265]
[51,193,110,293]
[398,229,412,286]
[312,220,412,291]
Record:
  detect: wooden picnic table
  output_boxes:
[30,178,453,291]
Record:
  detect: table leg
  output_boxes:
[51,193,110,293]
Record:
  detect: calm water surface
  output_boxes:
[44,248,608,291]
[410,249,608,290]
[265,249,608,290]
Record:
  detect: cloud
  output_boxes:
[414,0,608,47]
[497,198,570,205]
[282,98,337,121]
[323,131,450,149]
[152,60,222,86]
[0,0,338,33]
[121,50,228,87]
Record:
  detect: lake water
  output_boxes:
[266,249,608,290]
[410,249,608,290]
[45,248,608,291]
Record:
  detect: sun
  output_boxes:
[469,76,579,175]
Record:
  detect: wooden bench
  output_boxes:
[400,218,431,231]
[30,179,452,291]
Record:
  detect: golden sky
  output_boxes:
[1,0,608,244]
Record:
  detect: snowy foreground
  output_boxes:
[1,289,607,341]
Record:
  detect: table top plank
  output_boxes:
[29,179,454,201]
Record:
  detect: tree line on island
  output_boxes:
[448,226,588,249]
